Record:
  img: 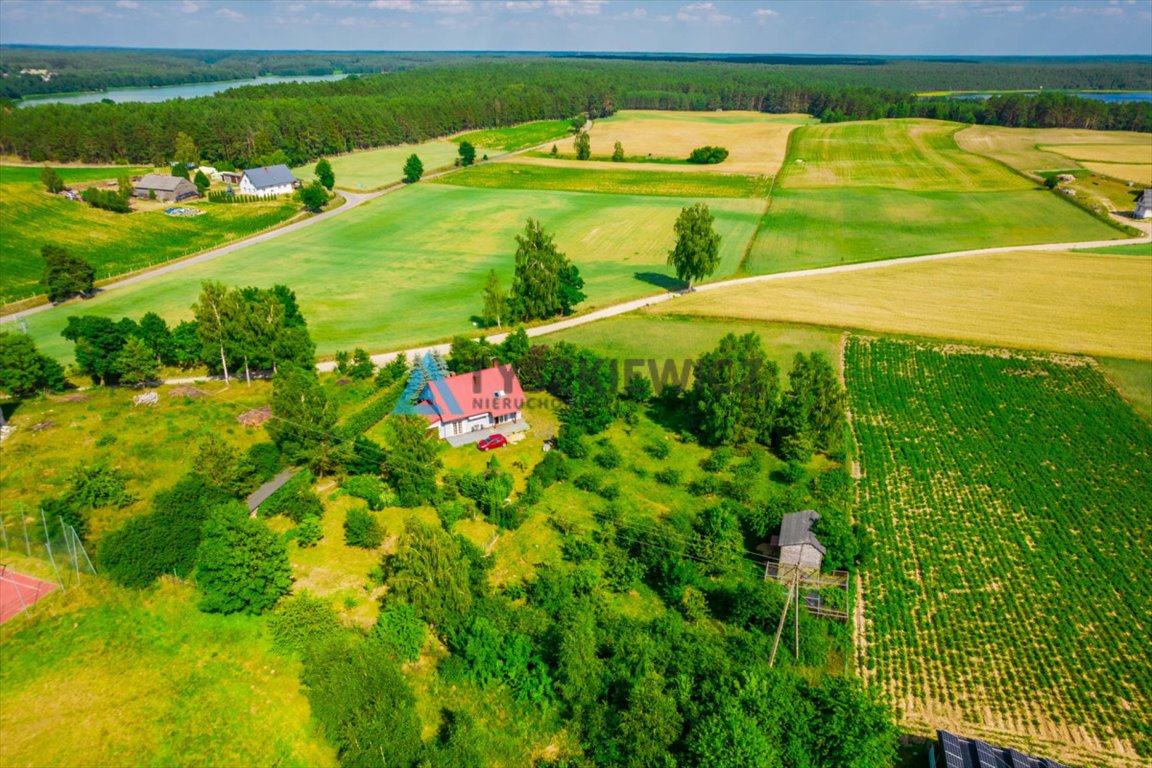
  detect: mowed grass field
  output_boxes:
[848,337,1152,768]
[954,125,1149,174]
[655,249,1152,359]
[432,162,770,198]
[0,581,335,768]
[743,120,1125,273]
[295,139,496,191]
[0,165,297,302]
[453,120,573,152]
[12,184,763,362]
[518,110,811,176]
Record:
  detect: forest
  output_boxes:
[1,58,1148,166]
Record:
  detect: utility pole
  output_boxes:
[769,579,793,668]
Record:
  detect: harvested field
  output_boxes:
[579,110,812,176]
[1079,162,1152,186]
[655,249,1152,359]
[1042,143,1152,164]
[848,336,1152,768]
[955,125,1151,173]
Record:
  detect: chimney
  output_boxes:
[473,370,482,391]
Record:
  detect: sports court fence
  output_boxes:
[0,506,96,621]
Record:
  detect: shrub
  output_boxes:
[342,474,388,510]
[196,502,292,615]
[593,443,623,470]
[40,495,88,541]
[687,145,729,164]
[654,468,682,486]
[340,377,406,438]
[596,482,620,500]
[700,447,734,473]
[436,499,467,530]
[66,462,134,510]
[371,601,427,662]
[268,592,344,653]
[687,475,720,497]
[554,426,588,458]
[243,442,283,485]
[624,373,653,402]
[532,450,570,486]
[261,471,324,523]
[294,516,323,548]
[778,461,807,485]
[573,472,604,494]
[344,506,385,549]
[644,440,671,460]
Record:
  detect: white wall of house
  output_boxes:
[436,410,521,439]
[239,177,294,197]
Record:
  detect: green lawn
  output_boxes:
[1075,241,1152,256]
[0,580,335,768]
[12,184,763,362]
[540,315,842,383]
[295,140,495,192]
[0,164,298,302]
[1097,357,1152,420]
[453,120,573,152]
[745,186,1122,273]
[743,119,1125,274]
[433,162,770,198]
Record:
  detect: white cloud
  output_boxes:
[753,7,778,18]
[548,0,605,17]
[676,1,734,23]
[426,0,473,13]
[216,7,244,19]
[503,0,543,11]
[181,0,200,12]
[368,0,415,9]
[115,0,139,8]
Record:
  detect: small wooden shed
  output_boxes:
[771,510,825,574]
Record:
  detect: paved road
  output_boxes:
[0,137,570,323]
[313,214,1150,373]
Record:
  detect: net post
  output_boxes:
[39,507,65,593]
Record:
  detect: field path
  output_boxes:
[0,138,570,323]
[311,212,1150,372]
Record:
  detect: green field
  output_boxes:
[849,336,1152,768]
[433,162,770,198]
[11,184,763,362]
[1098,357,1152,420]
[743,120,1125,273]
[0,164,298,302]
[0,580,335,767]
[1076,241,1152,256]
[541,315,841,382]
[295,139,495,191]
[453,120,573,152]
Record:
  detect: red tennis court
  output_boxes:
[0,568,57,624]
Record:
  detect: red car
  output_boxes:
[477,434,507,451]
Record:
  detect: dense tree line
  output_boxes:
[3,59,1147,166]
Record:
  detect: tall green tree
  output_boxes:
[481,269,506,328]
[690,332,780,446]
[196,502,292,615]
[193,169,210,195]
[61,315,130,385]
[192,280,234,384]
[298,180,328,212]
[510,218,567,321]
[171,162,190,180]
[173,130,198,166]
[41,244,95,302]
[267,364,343,473]
[117,336,159,386]
[557,262,585,315]
[117,173,132,199]
[458,141,476,167]
[384,521,473,627]
[314,157,335,190]
[574,131,591,160]
[612,140,625,161]
[667,202,721,289]
[40,166,64,193]
[136,311,172,363]
[403,153,424,183]
[0,333,65,397]
[385,416,442,507]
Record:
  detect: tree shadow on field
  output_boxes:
[633,271,685,292]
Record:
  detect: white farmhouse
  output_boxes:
[239,164,298,197]
[1136,189,1152,220]
[414,365,526,441]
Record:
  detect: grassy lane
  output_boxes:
[0,165,297,302]
[432,162,770,197]
[12,184,762,362]
[656,249,1152,359]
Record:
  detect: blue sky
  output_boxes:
[2,0,1150,55]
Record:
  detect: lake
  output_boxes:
[16,74,348,108]
[942,91,1152,103]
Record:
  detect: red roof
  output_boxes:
[416,365,525,425]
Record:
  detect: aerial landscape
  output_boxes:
[0,1,1149,767]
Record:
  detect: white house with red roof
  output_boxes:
[415,365,526,440]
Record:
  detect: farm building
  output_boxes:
[771,510,825,574]
[240,164,298,197]
[1136,189,1152,219]
[930,730,1070,768]
[415,365,526,443]
[195,166,221,181]
[219,171,243,185]
[132,174,199,202]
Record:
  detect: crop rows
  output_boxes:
[846,336,1152,766]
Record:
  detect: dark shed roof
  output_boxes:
[243,164,297,189]
[778,510,826,555]
[246,468,297,512]
[135,173,195,192]
[936,730,1072,768]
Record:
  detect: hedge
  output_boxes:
[339,377,407,438]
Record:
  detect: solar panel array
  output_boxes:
[936,731,1079,768]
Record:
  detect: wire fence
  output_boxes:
[0,506,97,601]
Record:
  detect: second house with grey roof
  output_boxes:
[239,164,300,197]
